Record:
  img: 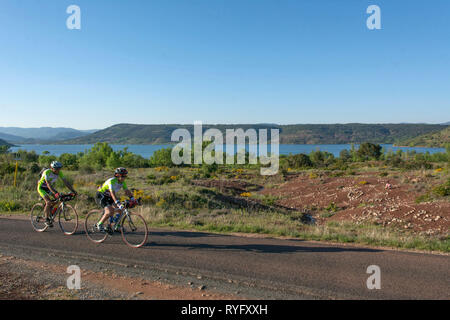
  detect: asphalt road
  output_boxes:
[0,216,448,299]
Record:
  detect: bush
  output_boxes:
[339,149,352,162]
[149,148,174,167]
[201,163,218,178]
[30,163,41,174]
[325,202,339,212]
[14,150,39,163]
[78,142,114,169]
[432,179,450,197]
[286,153,312,169]
[309,150,335,168]
[0,162,17,175]
[357,143,382,161]
[59,153,79,170]
[0,200,20,212]
[38,155,57,167]
[0,162,26,176]
[0,145,11,154]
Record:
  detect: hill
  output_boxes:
[63,124,278,144]
[62,123,448,145]
[0,127,98,143]
[0,138,13,146]
[396,126,450,148]
[0,132,24,143]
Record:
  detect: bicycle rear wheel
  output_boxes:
[84,209,108,243]
[30,203,48,232]
[58,204,79,235]
[121,212,148,248]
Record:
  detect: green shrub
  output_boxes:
[38,154,57,167]
[0,200,20,212]
[149,148,174,167]
[415,193,433,203]
[357,142,382,160]
[325,202,339,212]
[59,153,79,170]
[30,163,41,174]
[432,179,450,197]
[286,153,312,169]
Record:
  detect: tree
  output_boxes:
[59,153,78,170]
[357,142,382,160]
[339,149,351,162]
[149,148,174,167]
[288,154,312,168]
[106,152,122,169]
[79,142,114,169]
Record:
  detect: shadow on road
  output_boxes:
[145,239,382,254]
[149,230,224,238]
[70,228,382,254]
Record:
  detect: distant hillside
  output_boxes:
[396,126,450,148]
[63,124,278,144]
[0,127,98,143]
[62,123,448,145]
[0,139,13,147]
[0,132,24,143]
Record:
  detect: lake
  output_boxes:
[9,144,446,158]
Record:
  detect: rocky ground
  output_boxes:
[260,171,449,236]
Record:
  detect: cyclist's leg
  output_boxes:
[99,205,115,225]
[38,187,52,219]
[97,192,115,223]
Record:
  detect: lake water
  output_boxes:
[10,144,446,158]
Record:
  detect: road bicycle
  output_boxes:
[30,193,78,235]
[84,198,148,248]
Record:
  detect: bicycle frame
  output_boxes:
[107,207,136,232]
[47,198,67,221]
[104,198,141,232]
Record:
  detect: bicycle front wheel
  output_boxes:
[58,204,79,235]
[121,212,148,248]
[30,202,48,232]
[84,209,108,243]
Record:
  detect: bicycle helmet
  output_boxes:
[115,167,128,176]
[50,161,63,169]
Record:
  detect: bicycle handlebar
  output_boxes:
[54,193,76,202]
[123,197,141,209]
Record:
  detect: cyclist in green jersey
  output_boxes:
[37,161,77,227]
[95,167,136,233]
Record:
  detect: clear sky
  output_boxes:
[0,0,449,130]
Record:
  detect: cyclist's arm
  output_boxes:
[45,176,58,196]
[109,188,120,206]
[62,178,77,194]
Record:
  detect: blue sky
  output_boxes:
[0,0,449,129]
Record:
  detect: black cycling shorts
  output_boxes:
[95,191,114,208]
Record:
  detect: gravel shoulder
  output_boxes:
[0,253,239,300]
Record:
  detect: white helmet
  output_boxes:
[50,161,63,169]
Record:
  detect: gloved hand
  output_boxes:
[54,193,60,199]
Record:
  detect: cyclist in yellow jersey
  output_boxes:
[37,161,77,227]
[95,167,135,233]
